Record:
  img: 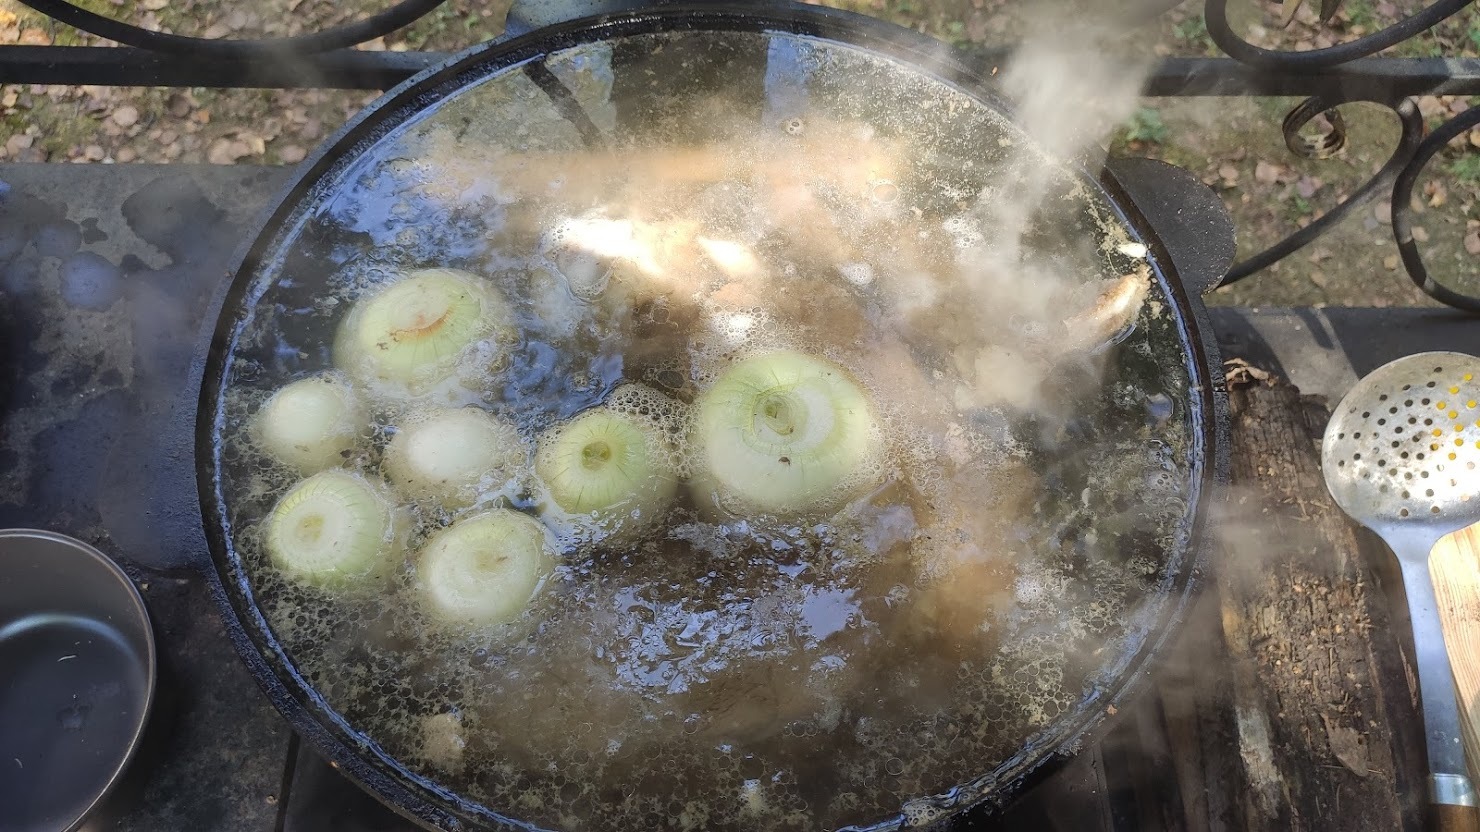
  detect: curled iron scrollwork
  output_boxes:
[1222,95,1424,285]
[1,0,1479,313]
[1390,106,1480,312]
[1204,0,1473,70]
[1201,0,1480,312]
[11,0,450,57]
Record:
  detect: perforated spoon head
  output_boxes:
[1322,352,1480,554]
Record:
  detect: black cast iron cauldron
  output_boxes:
[195,4,1235,830]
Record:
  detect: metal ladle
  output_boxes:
[1322,351,1480,816]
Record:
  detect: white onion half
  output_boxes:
[333,267,514,399]
[693,350,881,516]
[383,407,527,510]
[416,509,555,626]
[264,470,406,588]
[534,392,679,542]
[252,373,367,474]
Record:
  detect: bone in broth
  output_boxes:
[214,29,1195,832]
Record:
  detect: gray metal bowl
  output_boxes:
[0,529,156,832]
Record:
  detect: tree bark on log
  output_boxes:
[1203,377,1427,831]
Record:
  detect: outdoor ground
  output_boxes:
[2,0,1478,308]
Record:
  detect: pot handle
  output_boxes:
[1104,156,1235,298]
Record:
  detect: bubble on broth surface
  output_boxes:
[215,28,1196,832]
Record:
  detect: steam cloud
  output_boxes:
[953,5,1156,415]
[993,10,1155,254]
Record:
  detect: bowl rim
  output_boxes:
[0,527,158,832]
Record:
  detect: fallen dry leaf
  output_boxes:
[239,131,266,156]
[1384,254,1399,270]
[1219,163,1240,183]
[1466,228,1480,256]
[141,0,168,9]
[1373,202,1393,225]
[1225,357,1272,387]
[207,137,252,165]
[111,105,138,128]
[1426,179,1448,208]
[279,144,307,164]
[1296,175,1322,199]
[1309,271,1328,287]
[1255,160,1282,185]
[1412,225,1430,243]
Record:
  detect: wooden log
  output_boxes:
[1155,589,1250,832]
[1204,376,1428,830]
[1014,371,1432,830]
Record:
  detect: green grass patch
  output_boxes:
[1121,107,1170,145]
[1448,154,1480,183]
[1344,0,1377,30]
[1171,15,1215,55]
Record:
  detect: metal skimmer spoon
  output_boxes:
[1322,351,1480,810]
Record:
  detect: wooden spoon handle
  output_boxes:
[1431,524,1480,789]
[1433,803,1480,832]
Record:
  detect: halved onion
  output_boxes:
[416,509,555,626]
[693,350,881,516]
[252,373,366,474]
[333,268,513,397]
[265,470,406,588]
[534,396,678,540]
[383,407,526,509]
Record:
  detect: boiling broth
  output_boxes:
[215,30,1195,831]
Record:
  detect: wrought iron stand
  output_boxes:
[4,0,1480,311]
